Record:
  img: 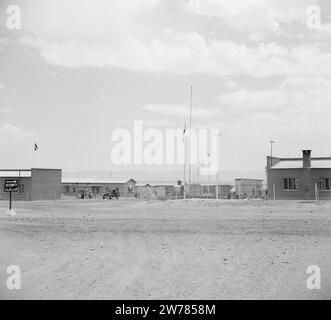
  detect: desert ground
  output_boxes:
[0,198,330,300]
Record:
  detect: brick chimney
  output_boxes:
[302,150,312,168]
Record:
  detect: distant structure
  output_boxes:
[135,182,232,200]
[135,183,178,200]
[266,150,331,200]
[0,168,62,201]
[62,178,136,198]
[235,179,264,199]
[201,184,232,199]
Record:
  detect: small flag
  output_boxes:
[34,143,38,151]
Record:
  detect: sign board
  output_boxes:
[4,179,19,192]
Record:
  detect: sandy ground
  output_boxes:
[0,198,330,300]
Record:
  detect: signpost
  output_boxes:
[4,179,19,212]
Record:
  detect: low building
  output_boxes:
[187,183,232,198]
[188,183,202,198]
[0,168,62,201]
[266,150,331,200]
[235,178,264,199]
[62,178,137,198]
[135,183,177,200]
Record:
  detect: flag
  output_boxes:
[34,143,38,151]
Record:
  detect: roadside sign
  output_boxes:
[4,180,19,212]
[4,180,19,192]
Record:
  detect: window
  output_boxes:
[320,178,330,191]
[284,178,299,190]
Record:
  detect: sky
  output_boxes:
[0,0,331,174]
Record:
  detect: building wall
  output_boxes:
[0,177,32,201]
[62,180,136,198]
[188,184,232,198]
[189,184,202,198]
[267,167,331,200]
[235,179,263,199]
[0,169,62,201]
[30,169,62,200]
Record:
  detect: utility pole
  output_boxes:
[216,133,222,199]
[188,85,193,198]
[270,140,275,167]
[183,121,187,200]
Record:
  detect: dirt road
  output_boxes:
[0,199,330,299]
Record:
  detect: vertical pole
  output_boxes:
[216,136,219,200]
[33,149,36,168]
[183,131,186,200]
[270,141,275,167]
[9,191,12,210]
[216,133,222,199]
[315,183,320,204]
[188,85,193,198]
[273,184,276,201]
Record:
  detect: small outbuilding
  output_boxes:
[0,168,62,201]
[266,150,331,200]
[235,178,264,199]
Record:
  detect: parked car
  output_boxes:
[102,189,119,200]
[76,189,93,199]
[102,192,113,200]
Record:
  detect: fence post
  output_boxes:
[315,183,320,204]
[273,184,276,200]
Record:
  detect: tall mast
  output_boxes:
[188,85,193,195]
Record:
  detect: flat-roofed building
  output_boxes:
[62,178,137,198]
[0,168,62,201]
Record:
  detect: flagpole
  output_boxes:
[183,121,187,200]
[33,149,36,168]
[188,85,193,197]
[33,142,38,168]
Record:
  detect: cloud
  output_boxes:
[0,124,34,143]
[117,119,175,126]
[142,104,220,118]
[20,32,331,78]
[10,0,331,78]
[186,0,313,32]
[0,36,9,51]
[218,77,331,132]
[219,89,285,113]
[0,83,6,89]
[0,107,12,113]
[224,80,242,91]
[20,0,160,42]
[313,23,331,42]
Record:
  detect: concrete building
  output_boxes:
[62,178,137,198]
[235,178,264,199]
[266,150,331,200]
[0,168,62,201]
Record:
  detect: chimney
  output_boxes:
[302,150,312,168]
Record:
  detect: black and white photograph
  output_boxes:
[0,0,330,305]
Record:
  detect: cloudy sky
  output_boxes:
[0,0,331,174]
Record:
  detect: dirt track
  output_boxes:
[0,199,330,300]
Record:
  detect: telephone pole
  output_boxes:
[270,140,275,167]
[216,133,222,199]
[188,85,193,197]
